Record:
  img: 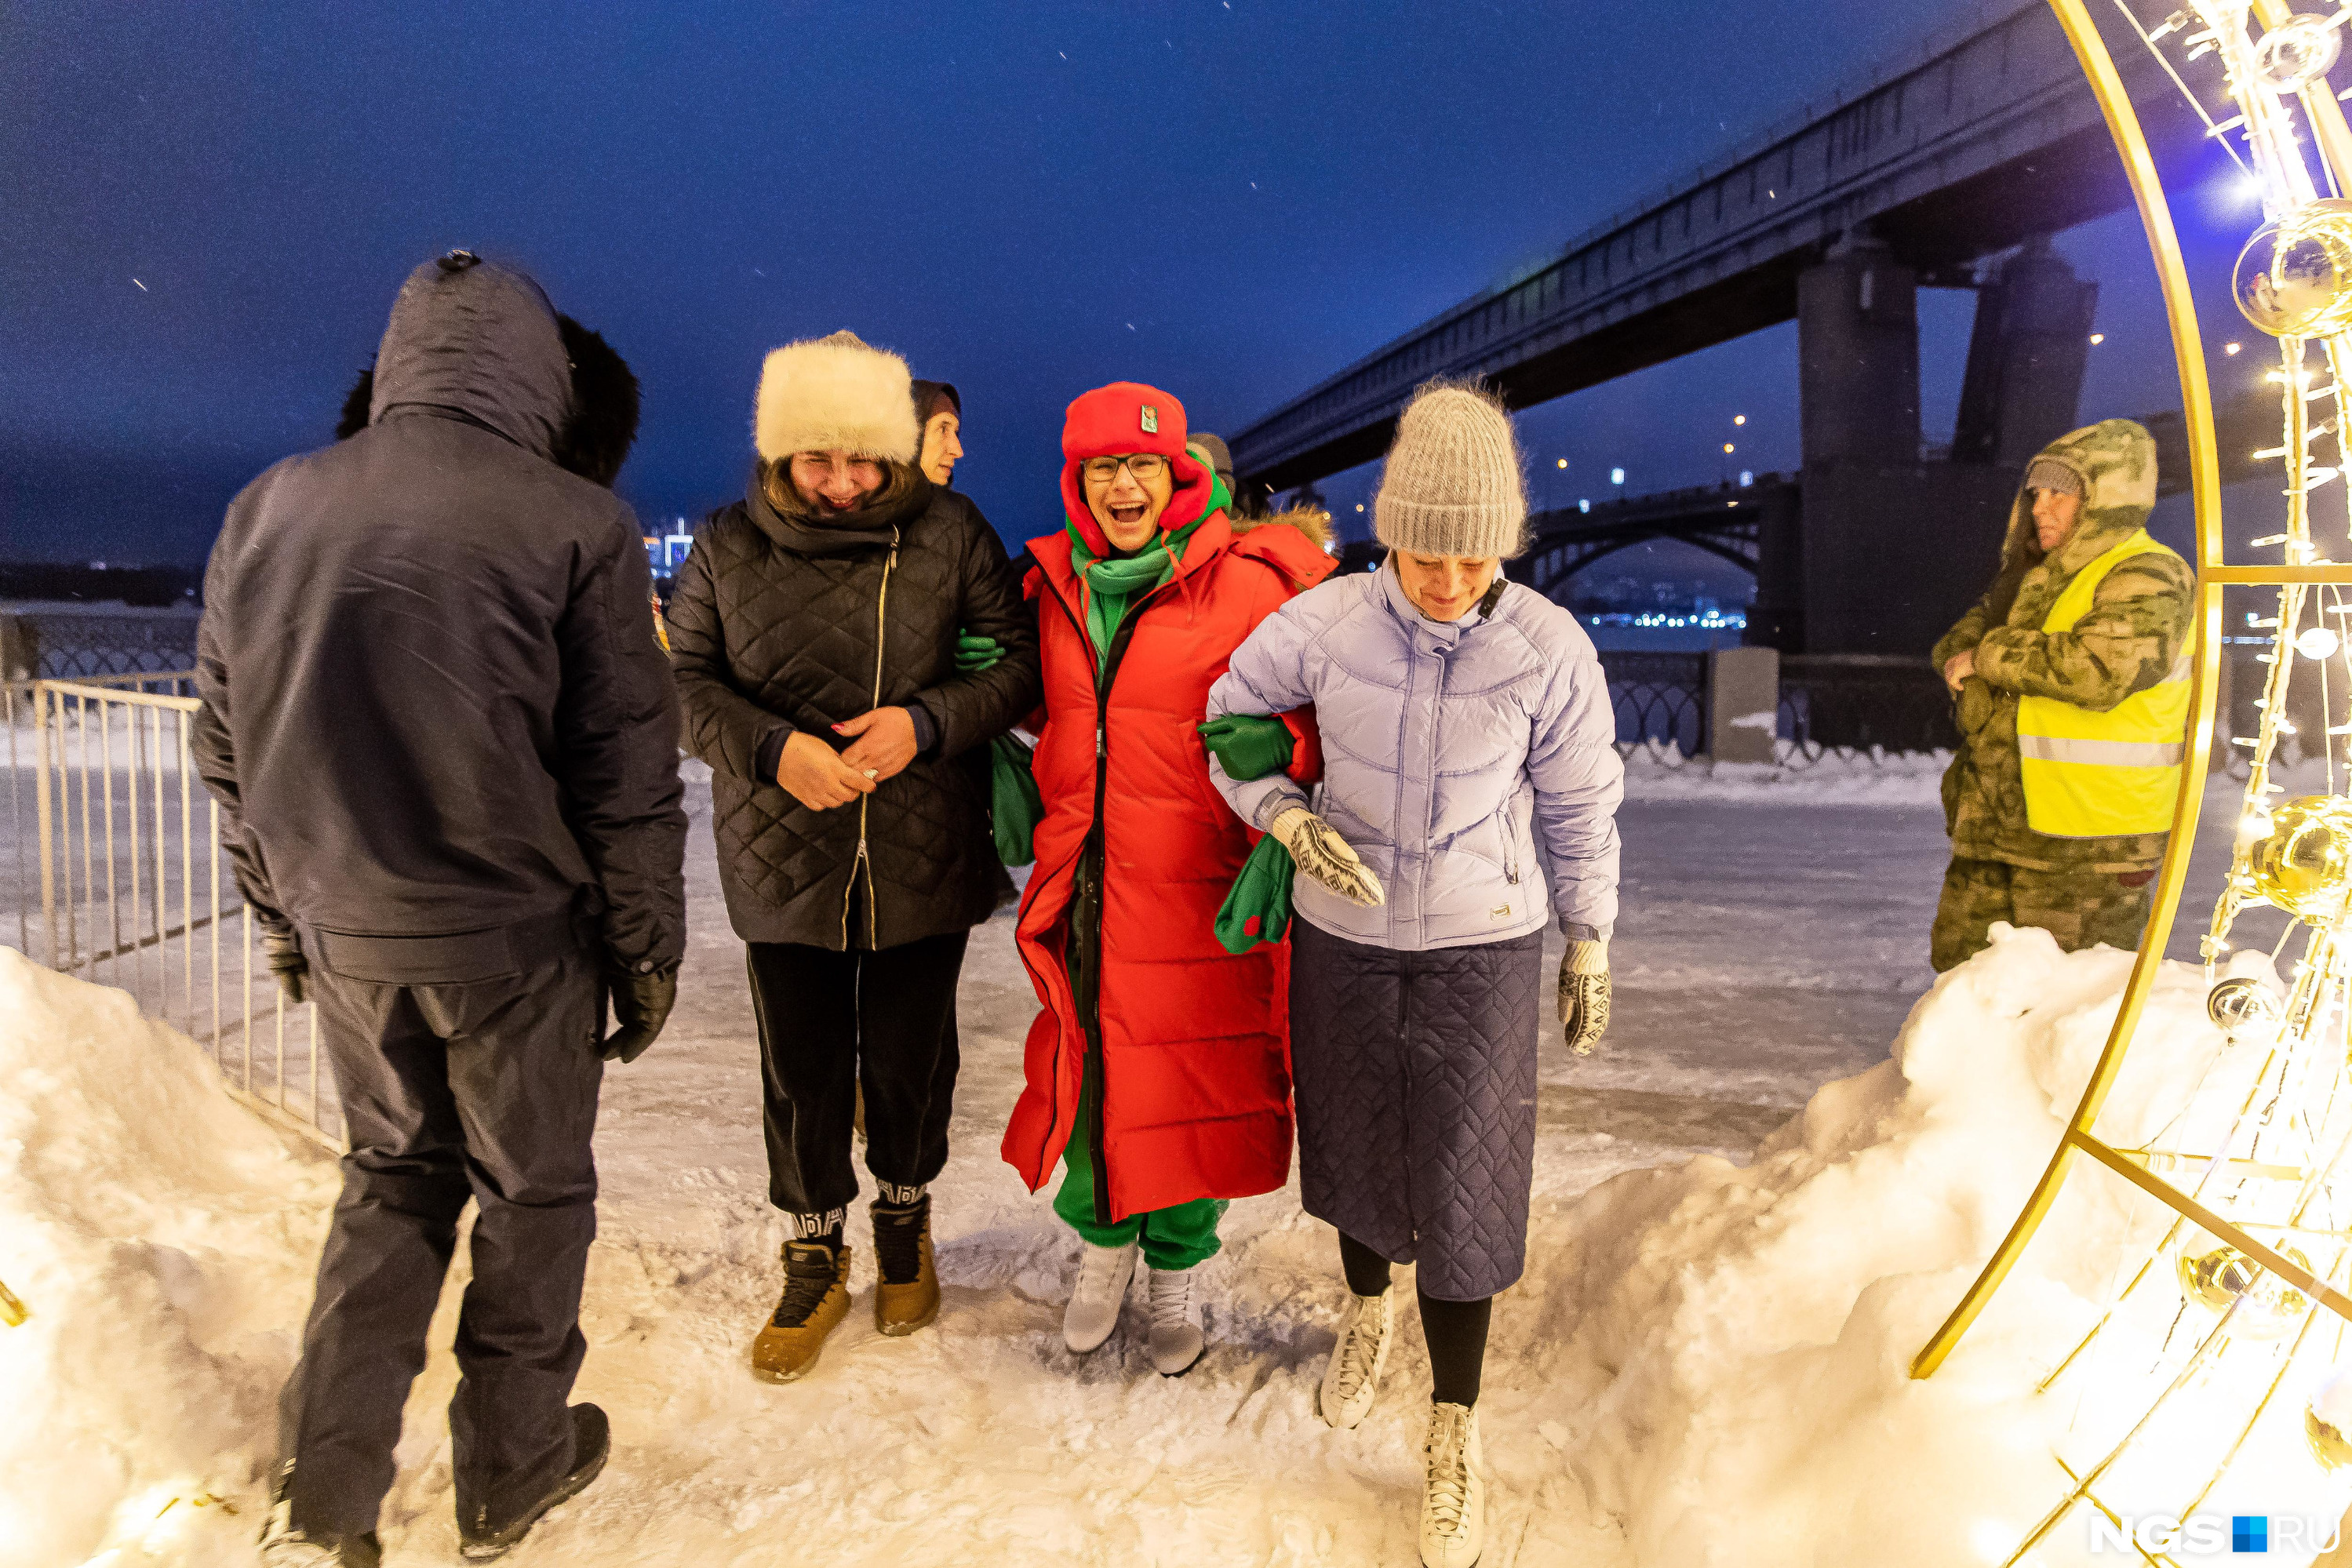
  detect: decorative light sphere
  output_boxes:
[2310,1372,2352,1469]
[2256,13,2343,94]
[2233,201,2352,338]
[2248,795,2352,922]
[2206,975,2280,1031]
[2175,1241,2313,1337]
[2299,625,2343,660]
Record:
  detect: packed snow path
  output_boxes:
[536,780,1950,1568]
[48,764,2346,1566]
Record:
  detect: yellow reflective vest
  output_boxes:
[2016,529,2191,838]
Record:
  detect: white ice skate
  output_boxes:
[1316,1286,1394,1429]
[1145,1265,1206,1376]
[1418,1402,1487,1568]
[1063,1238,1139,1354]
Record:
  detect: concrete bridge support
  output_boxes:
[1769,236,2091,657]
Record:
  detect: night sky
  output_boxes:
[0,1,2280,580]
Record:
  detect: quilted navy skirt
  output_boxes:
[1287,918,1545,1301]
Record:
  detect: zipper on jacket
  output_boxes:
[1044,567,1160,1226]
[840,529,901,951]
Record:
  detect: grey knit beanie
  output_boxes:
[1373,385,1527,558]
[2024,457,2084,497]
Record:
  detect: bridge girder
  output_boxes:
[1228,2,2208,493]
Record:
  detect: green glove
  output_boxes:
[990,734,1044,866]
[956,629,1005,674]
[1214,834,1295,954]
[1197,713,1295,783]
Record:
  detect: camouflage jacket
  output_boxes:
[1930,419,2193,873]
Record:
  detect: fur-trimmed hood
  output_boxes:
[754,331,918,464]
[1232,504,1334,557]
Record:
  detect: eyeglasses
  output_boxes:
[1082,453,1168,485]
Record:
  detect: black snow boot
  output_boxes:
[456,1403,611,1563]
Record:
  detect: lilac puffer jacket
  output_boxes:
[1207,562,1622,951]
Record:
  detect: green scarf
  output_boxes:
[1063,470,1226,676]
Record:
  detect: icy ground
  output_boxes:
[16,763,2352,1566]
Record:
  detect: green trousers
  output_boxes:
[1052,1093,1227,1272]
[1931,855,2155,973]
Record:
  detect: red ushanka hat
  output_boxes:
[1060,381,1215,556]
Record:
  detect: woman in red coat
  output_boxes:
[1001,382,1333,1375]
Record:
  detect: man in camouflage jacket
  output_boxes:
[1928,418,2193,971]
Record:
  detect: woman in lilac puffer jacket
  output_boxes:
[1204,384,1622,1568]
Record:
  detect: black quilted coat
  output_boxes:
[666,471,1040,950]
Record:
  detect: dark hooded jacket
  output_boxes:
[191,253,688,972]
[664,468,1040,951]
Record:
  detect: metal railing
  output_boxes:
[1601,652,1709,755]
[5,675,339,1149]
[1598,649,1957,768]
[0,610,202,682]
[1779,655,1960,761]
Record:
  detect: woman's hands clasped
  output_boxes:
[836,708,917,781]
[775,730,879,811]
[1269,807,1385,908]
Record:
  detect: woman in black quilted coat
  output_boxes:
[664,331,1039,1384]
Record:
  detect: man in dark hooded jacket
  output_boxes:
[194,250,687,1567]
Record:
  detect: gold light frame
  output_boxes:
[1911,0,2352,1382]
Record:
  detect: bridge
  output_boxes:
[1232,0,2224,653]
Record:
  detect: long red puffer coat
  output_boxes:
[1000,383,1335,1222]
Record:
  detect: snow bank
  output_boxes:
[0,946,332,1568]
[1513,923,2345,1566]
[9,899,2344,1566]
[1620,742,1950,806]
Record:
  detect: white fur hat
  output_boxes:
[753,330,919,464]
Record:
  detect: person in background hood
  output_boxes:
[1929,420,2191,972]
[664,332,1039,1384]
[913,379,963,487]
[999,381,1335,1379]
[908,374,1022,916]
[197,251,687,1568]
[1188,431,1237,511]
[1207,383,1623,1568]
[1928,423,2183,973]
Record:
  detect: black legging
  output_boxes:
[1340,1232,1493,1407]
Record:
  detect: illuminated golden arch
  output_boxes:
[1910,0,2352,1384]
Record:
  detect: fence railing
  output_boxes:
[5,675,339,1149]
[1602,652,1709,754]
[1779,655,1960,756]
[0,610,202,682]
[1598,649,1956,766]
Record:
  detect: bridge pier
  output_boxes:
[1953,237,2100,468]
[1777,237,2088,657]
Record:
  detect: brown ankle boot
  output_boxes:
[871,1196,938,1337]
[750,1242,851,1383]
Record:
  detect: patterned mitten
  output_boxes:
[1560,940,1611,1056]
[1269,808,1385,908]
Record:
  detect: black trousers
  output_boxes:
[279,949,603,1536]
[748,930,969,1215]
